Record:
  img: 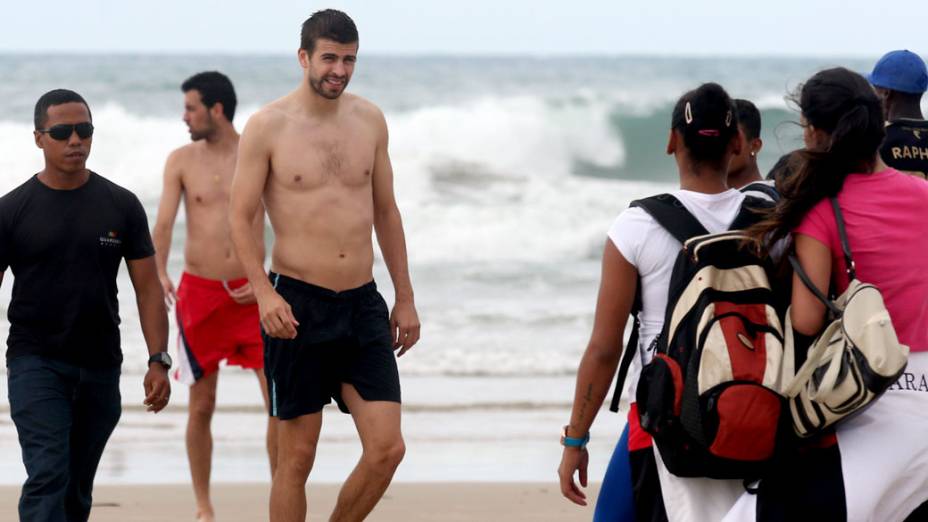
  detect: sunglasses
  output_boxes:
[37,122,94,141]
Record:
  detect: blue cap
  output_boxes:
[868,50,928,94]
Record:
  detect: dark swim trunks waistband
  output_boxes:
[268,272,376,300]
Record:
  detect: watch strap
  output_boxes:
[148,352,172,369]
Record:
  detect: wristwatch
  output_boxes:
[148,352,173,370]
[561,425,590,449]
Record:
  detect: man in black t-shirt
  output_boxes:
[869,50,928,179]
[0,89,171,522]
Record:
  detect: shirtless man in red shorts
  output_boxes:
[152,71,277,522]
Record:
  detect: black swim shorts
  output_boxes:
[263,272,401,419]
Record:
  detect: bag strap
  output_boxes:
[609,282,642,412]
[830,198,857,281]
[787,197,856,316]
[729,195,773,230]
[631,194,709,244]
[608,194,709,412]
[788,255,843,317]
[740,181,781,203]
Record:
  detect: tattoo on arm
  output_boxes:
[575,383,594,430]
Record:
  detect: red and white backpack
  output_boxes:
[610,193,786,479]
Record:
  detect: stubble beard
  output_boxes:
[309,74,348,100]
[189,125,215,142]
[189,114,215,142]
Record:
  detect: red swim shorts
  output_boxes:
[173,272,263,384]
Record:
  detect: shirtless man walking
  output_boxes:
[152,71,277,522]
[229,10,420,522]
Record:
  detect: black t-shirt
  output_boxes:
[880,119,928,178]
[0,172,155,367]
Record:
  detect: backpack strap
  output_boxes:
[631,194,709,243]
[729,195,774,231]
[740,181,781,203]
[609,281,642,412]
[608,194,706,412]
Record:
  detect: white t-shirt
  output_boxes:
[607,188,746,397]
[608,188,749,522]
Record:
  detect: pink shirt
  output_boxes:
[795,169,928,351]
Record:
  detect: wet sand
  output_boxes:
[0,482,601,521]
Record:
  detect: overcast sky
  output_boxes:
[1,1,923,57]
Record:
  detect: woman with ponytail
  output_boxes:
[725,67,928,521]
[559,83,758,521]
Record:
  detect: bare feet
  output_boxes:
[196,509,215,522]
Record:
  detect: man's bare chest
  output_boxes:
[270,132,376,190]
[182,165,234,208]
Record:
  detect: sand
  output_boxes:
[0,482,601,521]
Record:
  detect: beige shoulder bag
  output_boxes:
[782,198,909,438]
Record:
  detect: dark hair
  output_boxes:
[749,67,885,250]
[735,99,761,140]
[182,71,237,122]
[300,9,358,53]
[34,89,91,129]
[766,150,800,182]
[671,83,739,167]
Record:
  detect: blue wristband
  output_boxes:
[561,426,590,449]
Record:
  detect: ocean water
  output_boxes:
[0,54,876,483]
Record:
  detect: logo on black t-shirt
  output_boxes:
[99,230,122,247]
[881,120,928,177]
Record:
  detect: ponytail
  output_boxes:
[748,68,885,251]
[671,83,739,166]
